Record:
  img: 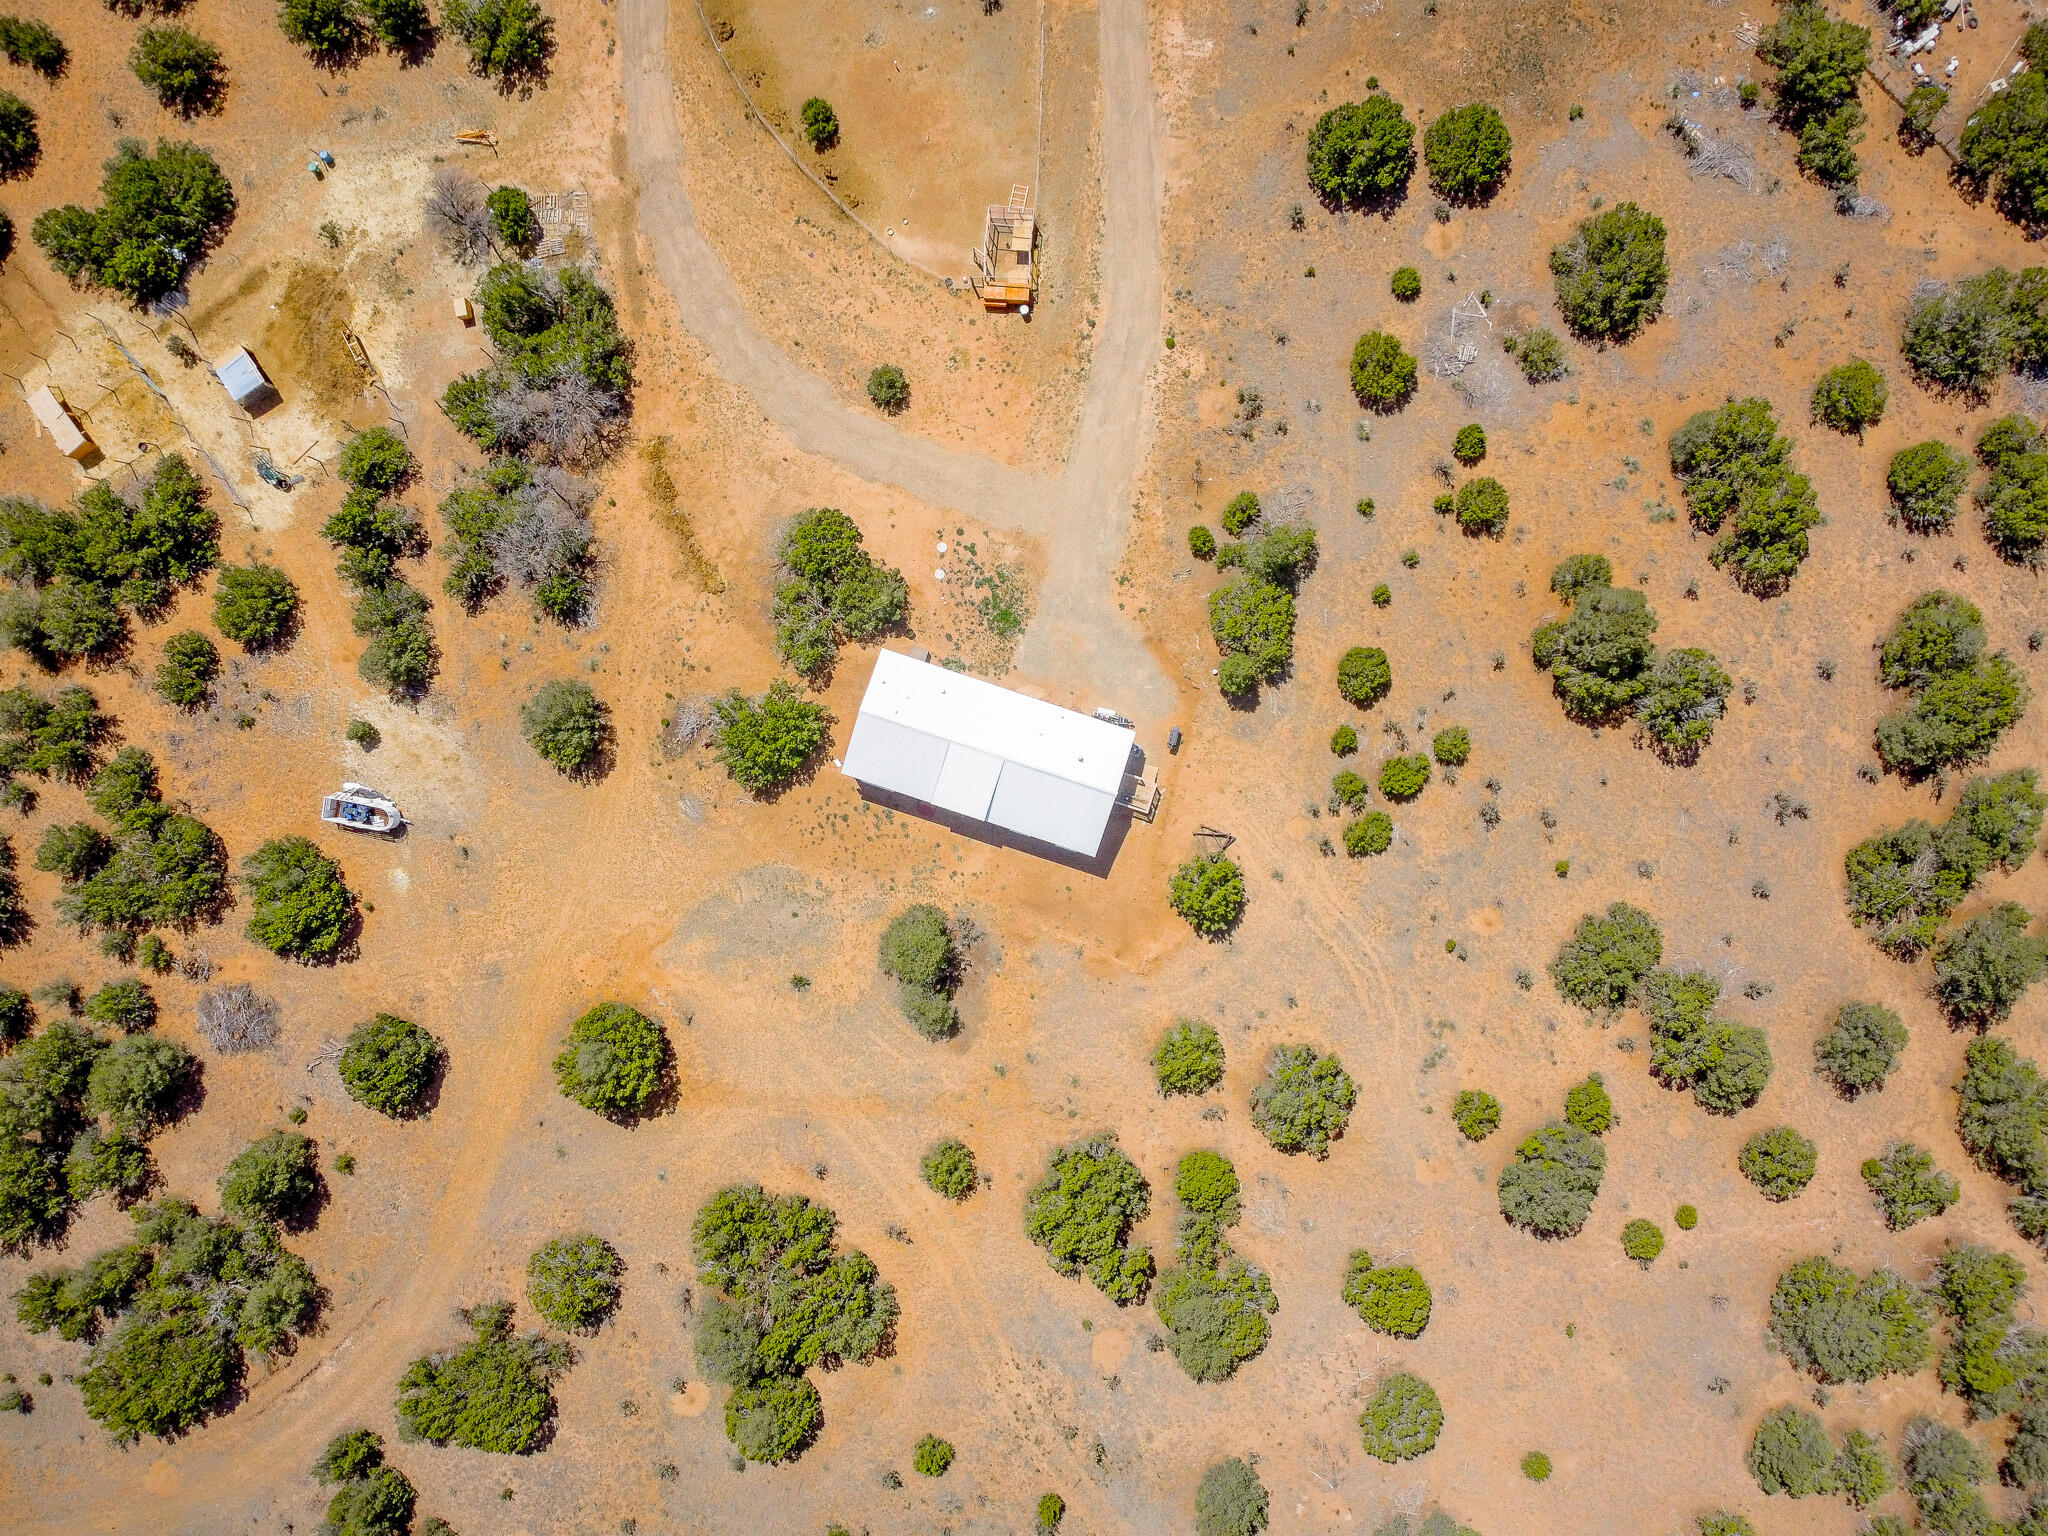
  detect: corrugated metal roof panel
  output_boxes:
[987,761,1115,855]
[840,713,947,800]
[929,744,1003,820]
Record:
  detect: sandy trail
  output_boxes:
[619,0,1173,718]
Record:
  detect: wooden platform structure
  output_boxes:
[971,186,1037,311]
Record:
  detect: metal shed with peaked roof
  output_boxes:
[213,346,280,413]
[839,650,1135,858]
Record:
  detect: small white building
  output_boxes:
[26,385,94,461]
[213,346,280,413]
[840,649,1136,858]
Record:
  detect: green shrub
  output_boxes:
[553,1002,665,1122]
[1154,1150,1274,1381]
[1342,1250,1431,1337]
[1811,358,1887,432]
[441,0,552,83]
[912,1433,954,1476]
[1343,812,1392,857]
[1769,1255,1930,1383]
[1887,440,1970,532]
[314,1427,386,1486]
[1452,427,1488,467]
[1861,1142,1958,1230]
[1978,408,2048,561]
[1814,1000,1906,1096]
[152,630,218,709]
[1796,103,1866,184]
[525,1232,622,1332]
[336,427,415,495]
[218,1131,318,1227]
[1336,646,1391,707]
[1024,1133,1152,1302]
[1423,103,1512,200]
[866,364,908,412]
[33,139,234,302]
[1621,1218,1664,1265]
[1959,71,2048,227]
[0,17,65,77]
[1636,647,1732,758]
[1901,1416,1997,1536]
[338,1015,439,1118]
[84,1031,186,1134]
[1371,583,1391,606]
[484,185,535,250]
[921,1138,977,1199]
[1669,397,1822,595]
[394,1302,568,1453]
[1037,1493,1066,1531]
[1958,1035,2048,1205]
[1530,581,1658,721]
[212,563,297,648]
[2009,1401,2048,1489]
[800,96,839,150]
[1377,754,1428,801]
[241,837,353,960]
[1902,269,2017,392]
[1498,1120,1605,1236]
[1453,476,1508,536]
[1390,266,1421,301]
[1427,728,1471,770]
[1305,95,1415,204]
[1195,1457,1269,1536]
[1694,1515,1755,1536]
[1189,525,1216,558]
[1549,203,1667,342]
[771,507,908,677]
[1831,1429,1892,1509]
[1207,577,1294,691]
[1549,552,1613,601]
[1169,853,1246,938]
[1358,1372,1443,1462]
[1740,1127,1817,1200]
[130,27,223,115]
[277,0,362,58]
[1349,331,1417,411]
[725,1374,822,1463]
[1250,1044,1355,1157]
[1153,1019,1224,1095]
[1232,522,1317,588]
[36,821,109,881]
[711,682,827,795]
[1748,1404,1834,1496]
[1522,1450,1553,1481]
[1876,656,2030,776]
[1642,967,1774,1115]
[520,679,607,776]
[361,0,431,47]
[322,1464,416,1536]
[1843,771,2045,955]
[1564,1073,1613,1136]
[1549,902,1662,1012]
[1221,491,1261,535]
[1329,724,1357,755]
[1451,1089,1499,1141]
[1515,326,1570,381]
[1933,902,2047,1027]
[1760,1,1869,116]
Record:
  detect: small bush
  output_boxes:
[525,1232,622,1332]
[1813,1001,1906,1098]
[1978,409,2048,562]
[218,1130,318,1226]
[1305,95,1415,204]
[0,17,65,77]
[1674,1203,1698,1230]
[553,1001,666,1122]
[1932,902,2047,1027]
[1621,1218,1664,1265]
[1329,724,1357,755]
[1769,1255,1929,1383]
[83,978,153,1034]
[1189,525,1215,559]
[1221,491,1261,535]
[1498,1121,1606,1236]
[1390,265,1421,301]
[1342,1250,1431,1337]
[1451,1088,1500,1141]
[1249,1044,1355,1157]
[1887,440,1970,532]
[1371,583,1391,607]
[1343,812,1392,857]
[1740,1127,1817,1200]
[1669,397,1822,595]
[130,26,223,116]
[1024,1133,1152,1302]
[520,679,607,776]
[725,1374,822,1463]
[1522,1450,1553,1481]
[85,1031,187,1133]
[1038,1493,1065,1531]
[866,364,908,413]
[1748,1404,1834,1496]
[1428,727,1470,769]
[913,1434,954,1477]
[800,96,838,150]
[771,507,908,678]
[711,682,827,795]
[1336,645,1392,706]
[395,1302,568,1453]
[1861,1142,1958,1230]
[1564,1073,1613,1136]
[1378,754,1428,801]
[241,837,352,960]
[1453,476,1508,536]
[1549,902,1662,1012]
[1349,331,1417,411]
[1153,1018,1225,1096]
[1811,358,1887,432]
[1195,1457,1269,1536]
[1423,102,1512,200]
[1549,202,1668,342]
[153,631,218,708]
[1358,1372,1443,1462]
[921,1138,977,1199]
[485,185,535,250]
[441,0,553,84]
[338,1015,439,1118]
[1169,853,1246,938]
[1515,327,1570,381]
[1452,424,1487,463]
[1901,270,2017,393]
[213,563,298,648]
[1208,577,1294,691]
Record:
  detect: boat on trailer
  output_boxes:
[321,783,403,833]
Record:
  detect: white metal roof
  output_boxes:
[840,650,1135,856]
[26,386,88,455]
[213,347,270,405]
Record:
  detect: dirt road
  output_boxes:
[618,0,1174,720]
